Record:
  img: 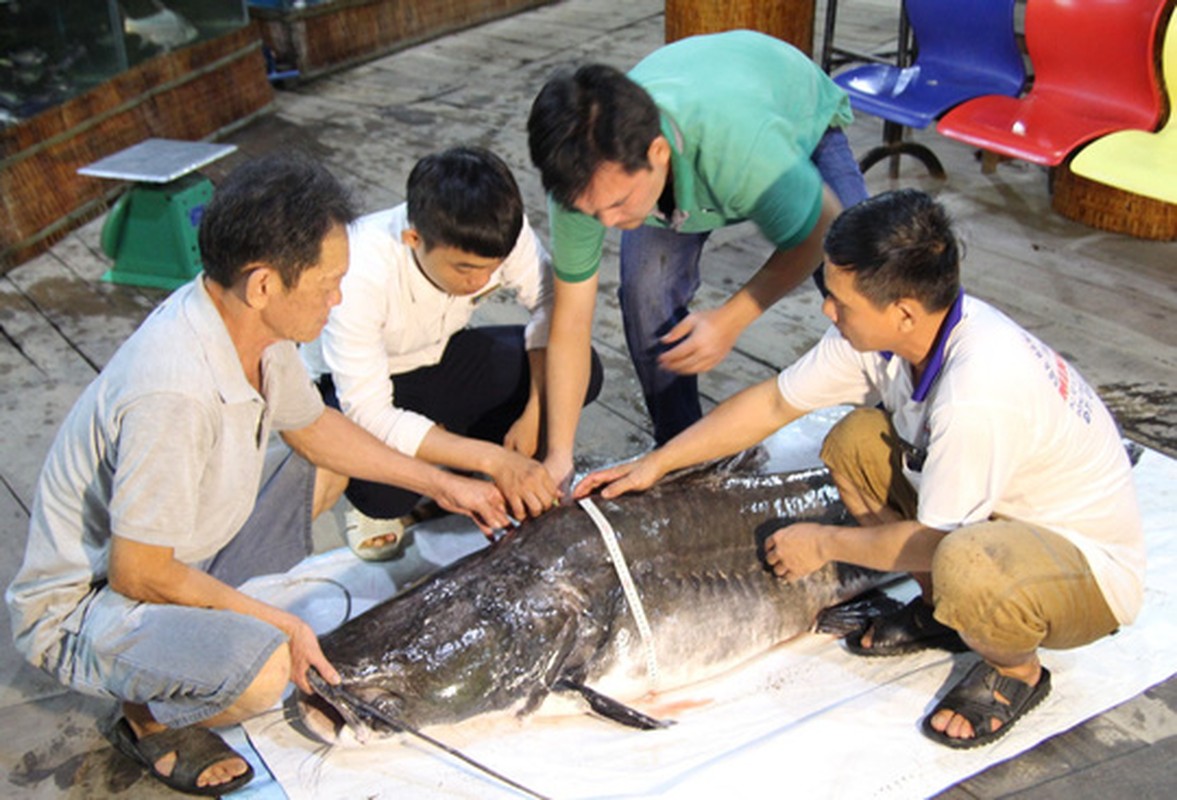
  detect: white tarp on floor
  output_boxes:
[237,413,1177,799]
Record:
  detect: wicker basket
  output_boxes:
[1052,161,1177,241]
[0,27,273,271]
[665,0,816,55]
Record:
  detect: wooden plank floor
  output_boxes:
[0,0,1173,796]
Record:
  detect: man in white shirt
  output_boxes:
[574,190,1144,749]
[6,155,510,797]
[306,147,602,559]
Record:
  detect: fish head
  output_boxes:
[299,615,523,743]
[298,563,577,744]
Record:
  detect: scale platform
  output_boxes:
[80,139,238,290]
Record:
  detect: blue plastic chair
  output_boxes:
[833,0,1026,177]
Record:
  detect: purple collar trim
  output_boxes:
[911,290,965,402]
[877,291,965,402]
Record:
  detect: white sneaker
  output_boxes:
[344,508,408,561]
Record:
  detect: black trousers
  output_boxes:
[319,325,604,519]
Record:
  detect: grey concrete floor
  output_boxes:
[1,0,1174,797]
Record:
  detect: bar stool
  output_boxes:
[821,0,922,178]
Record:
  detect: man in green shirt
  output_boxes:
[528,30,868,484]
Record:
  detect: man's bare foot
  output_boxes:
[357,531,399,550]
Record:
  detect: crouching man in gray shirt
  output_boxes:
[6,155,510,796]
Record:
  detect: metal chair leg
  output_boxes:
[858,121,947,179]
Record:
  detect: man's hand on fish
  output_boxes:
[488,449,561,520]
[284,613,340,694]
[573,455,665,499]
[433,473,511,534]
[763,522,829,580]
[657,308,740,375]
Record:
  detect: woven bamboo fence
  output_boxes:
[0,26,274,272]
[252,0,554,80]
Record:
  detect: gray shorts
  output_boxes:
[46,441,315,728]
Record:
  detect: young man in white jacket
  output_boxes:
[306,147,602,558]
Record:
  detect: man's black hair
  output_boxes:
[527,64,661,210]
[199,153,356,289]
[824,189,961,312]
[406,146,523,258]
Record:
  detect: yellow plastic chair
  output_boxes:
[1070,8,1177,204]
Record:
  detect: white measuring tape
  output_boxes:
[577,497,659,689]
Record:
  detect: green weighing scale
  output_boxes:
[79,138,238,290]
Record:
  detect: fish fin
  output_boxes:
[518,685,550,717]
[553,678,674,730]
[660,445,769,485]
[520,619,582,718]
[814,589,906,638]
[713,445,770,474]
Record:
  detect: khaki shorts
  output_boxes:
[821,408,1118,654]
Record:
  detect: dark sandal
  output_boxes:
[109,717,254,797]
[921,662,1052,749]
[845,597,968,656]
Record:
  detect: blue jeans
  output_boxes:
[619,127,868,444]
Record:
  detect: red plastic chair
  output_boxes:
[936,0,1169,167]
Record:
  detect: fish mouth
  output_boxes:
[300,670,407,745]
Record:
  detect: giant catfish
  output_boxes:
[298,460,893,743]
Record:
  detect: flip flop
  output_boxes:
[921,661,1053,748]
[345,501,450,561]
[108,717,254,797]
[845,596,969,656]
[345,508,407,561]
